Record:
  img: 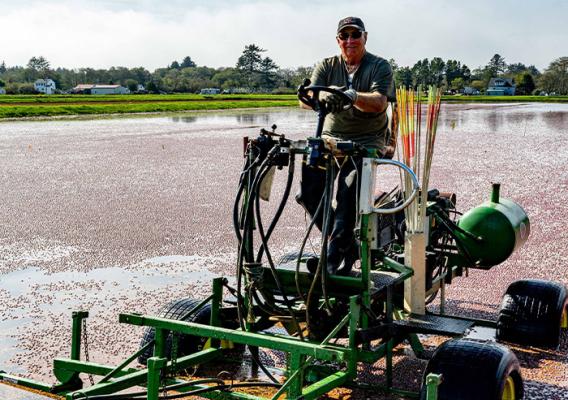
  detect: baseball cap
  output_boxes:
[337,16,365,33]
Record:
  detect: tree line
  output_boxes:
[0,47,566,95]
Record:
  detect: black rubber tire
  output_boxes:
[138,298,211,365]
[420,338,524,400]
[496,279,568,348]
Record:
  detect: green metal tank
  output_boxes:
[455,183,530,269]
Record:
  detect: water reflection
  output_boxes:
[236,113,272,125]
[171,115,197,124]
[541,111,568,130]
[169,111,279,126]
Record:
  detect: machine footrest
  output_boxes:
[394,314,475,336]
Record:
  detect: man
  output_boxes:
[297,16,395,275]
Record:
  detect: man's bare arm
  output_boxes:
[352,91,388,113]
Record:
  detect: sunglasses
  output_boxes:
[337,30,364,40]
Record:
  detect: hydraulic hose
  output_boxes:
[255,154,295,262]
[234,150,281,383]
[253,151,304,340]
[305,157,335,329]
[233,154,262,244]
[295,191,326,301]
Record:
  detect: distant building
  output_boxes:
[0,87,6,95]
[72,84,130,95]
[136,84,146,93]
[463,86,480,95]
[34,78,56,95]
[200,88,221,95]
[487,78,516,96]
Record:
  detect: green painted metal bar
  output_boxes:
[54,359,138,378]
[425,373,442,400]
[270,311,355,400]
[70,311,88,361]
[0,372,53,393]
[287,353,305,398]
[54,348,219,377]
[120,314,346,362]
[154,328,166,359]
[359,214,371,347]
[209,278,224,349]
[190,388,264,400]
[386,339,394,389]
[347,296,360,379]
[57,349,220,399]
[407,332,425,358]
[147,357,167,400]
[99,339,154,383]
[262,268,364,295]
[181,295,215,322]
[301,371,349,400]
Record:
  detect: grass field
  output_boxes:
[0,93,566,119]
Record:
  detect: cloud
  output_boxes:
[0,0,565,71]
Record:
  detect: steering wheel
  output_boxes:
[297,79,354,112]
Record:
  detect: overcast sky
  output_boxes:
[1,0,566,71]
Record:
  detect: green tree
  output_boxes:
[538,57,568,95]
[0,61,5,74]
[411,58,431,87]
[450,77,465,92]
[527,65,541,77]
[146,81,159,93]
[236,44,265,73]
[388,58,398,71]
[514,72,535,95]
[125,79,138,93]
[429,57,445,86]
[507,62,528,75]
[487,54,507,76]
[27,56,50,74]
[169,61,180,69]
[236,44,280,90]
[470,80,486,93]
[180,56,196,68]
[211,67,245,90]
[394,66,412,88]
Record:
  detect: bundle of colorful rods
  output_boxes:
[395,85,442,232]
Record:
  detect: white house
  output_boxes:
[0,87,6,95]
[487,78,516,96]
[34,78,56,95]
[200,88,221,95]
[72,84,130,95]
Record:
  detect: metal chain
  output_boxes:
[82,318,95,385]
[160,332,179,399]
[170,332,179,377]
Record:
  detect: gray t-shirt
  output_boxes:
[311,51,395,150]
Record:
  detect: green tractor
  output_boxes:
[1,85,566,400]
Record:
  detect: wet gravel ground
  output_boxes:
[0,105,567,399]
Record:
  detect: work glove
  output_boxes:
[319,86,358,114]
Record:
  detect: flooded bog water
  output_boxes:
[0,104,567,391]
